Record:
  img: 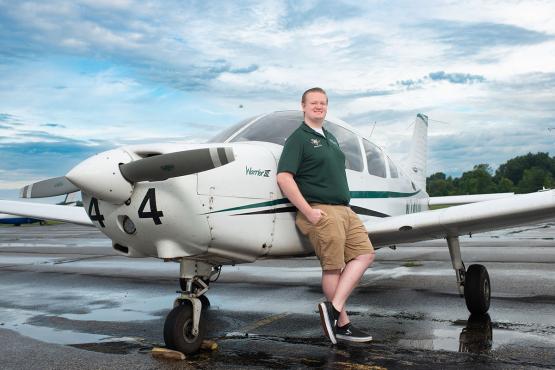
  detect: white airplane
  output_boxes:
[0,110,553,354]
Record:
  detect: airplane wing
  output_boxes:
[428,192,514,206]
[0,200,93,226]
[367,189,555,246]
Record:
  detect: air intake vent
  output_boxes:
[113,243,129,255]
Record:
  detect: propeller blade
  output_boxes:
[119,147,235,182]
[20,176,80,198]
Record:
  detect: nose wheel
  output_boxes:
[164,260,218,355]
[164,299,206,354]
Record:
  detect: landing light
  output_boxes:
[123,216,136,235]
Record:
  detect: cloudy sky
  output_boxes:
[1,0,554,200]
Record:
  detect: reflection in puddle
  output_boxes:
[398,313,555,353]
[397,314,492,353]
[6,322,112,345]
[459,314,492,353]
[1,307,140,346]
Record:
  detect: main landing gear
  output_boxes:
[447,236,491,314]
[163,260,219,354]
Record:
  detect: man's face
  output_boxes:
[302,92,328,122]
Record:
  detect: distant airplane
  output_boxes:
[0,193,79,226]
[2,111,553,355]
[0,213,45,226]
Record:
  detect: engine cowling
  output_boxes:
[66,148,134,204]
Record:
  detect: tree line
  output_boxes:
[426,152,555,196]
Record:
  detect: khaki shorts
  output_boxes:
[296,204,374,270]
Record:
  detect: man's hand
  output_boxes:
[306,208,326,225]
[277,172,327,225]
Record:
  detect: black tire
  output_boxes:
[174,296,210,310]
[199,294,210,308]
[464,264,490,314]
[163,302,205,354]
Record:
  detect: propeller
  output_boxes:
[20,176,80,199]
[119,147,235,182]
[19,146,235,203]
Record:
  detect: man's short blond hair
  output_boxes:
[301,87,328,104]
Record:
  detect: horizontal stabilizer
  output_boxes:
[20,176,79,198]
[0,200,92,226]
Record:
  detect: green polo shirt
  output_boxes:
[278,122,350,205]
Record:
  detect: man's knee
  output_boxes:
[355,252,375,267]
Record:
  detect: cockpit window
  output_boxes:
[363,139,387,178]
[229,111,302,145]
[209,112,362,174]
[387,157,399,178]
[323,122,363,172]
[207,116,257,143]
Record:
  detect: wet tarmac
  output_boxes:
[1,223,555,369]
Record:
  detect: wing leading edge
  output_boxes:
[0,200,93,226]
[367,189,555,246]
[428,192,514,207]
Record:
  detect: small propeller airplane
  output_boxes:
[1,110,554,354]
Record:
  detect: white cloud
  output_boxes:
[0,0,554,196]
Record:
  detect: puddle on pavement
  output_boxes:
[0,294,164,351]
[2,308,107,344]
[70,340,148,354]
[61,305,160,322]
[396,314,555,353]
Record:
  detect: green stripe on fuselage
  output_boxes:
[205,189,421,214]
[350,190,421,198]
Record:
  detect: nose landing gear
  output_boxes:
[163,260,219,354]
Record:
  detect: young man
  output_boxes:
[277,87,375,344]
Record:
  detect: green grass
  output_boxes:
[402,260,422,268]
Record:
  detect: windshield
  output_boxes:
[208,111,363,174]
[230,111,303,145]
[207,116,257,143]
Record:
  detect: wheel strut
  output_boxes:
[447,236,466,296]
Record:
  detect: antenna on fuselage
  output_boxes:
[369,121,377,137]
[409,117,449,128]
[428,118,449,125]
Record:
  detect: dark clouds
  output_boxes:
[422,20,554,57]
[398,71,486,88]
[41,123,66,128]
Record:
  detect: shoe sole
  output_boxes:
[336,334,373,343]
[318,302,337,344]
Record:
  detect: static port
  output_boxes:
[122,216,136,235]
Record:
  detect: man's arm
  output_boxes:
[277,172,325,224]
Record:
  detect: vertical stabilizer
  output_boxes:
[408,113,428,190]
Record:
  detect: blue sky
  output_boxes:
[1,0,554,200]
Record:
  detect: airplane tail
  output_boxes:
[408,113,428,191]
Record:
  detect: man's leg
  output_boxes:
[331,252,375,325]
[321,269,349,325]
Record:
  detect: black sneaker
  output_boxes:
[318,301,339,344]
[336,323,373,342]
